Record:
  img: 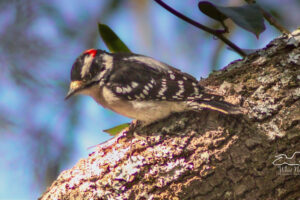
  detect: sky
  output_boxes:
[0,0,298,199]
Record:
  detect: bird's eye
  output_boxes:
[83,74,92,81]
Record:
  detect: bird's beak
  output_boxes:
[65,81,84,100]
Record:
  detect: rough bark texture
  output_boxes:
[40,30,300,200]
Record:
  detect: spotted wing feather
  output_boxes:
[106,54,207,101]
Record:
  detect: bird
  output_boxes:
[65,49,242,126]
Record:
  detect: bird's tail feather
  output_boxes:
[187,99,243,115]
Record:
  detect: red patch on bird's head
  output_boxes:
[84,49,97,57]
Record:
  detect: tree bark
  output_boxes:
[40,30,300,200]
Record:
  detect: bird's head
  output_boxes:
[65,49,110,100]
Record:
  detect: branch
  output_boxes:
[153,0,246,57]
[40,30,300,200]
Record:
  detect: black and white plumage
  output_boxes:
[66,49,241,125]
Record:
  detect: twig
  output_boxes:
[153,0,246,57]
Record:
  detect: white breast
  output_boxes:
[80,85,187,125]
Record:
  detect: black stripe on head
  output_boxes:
[71,54,84,81]
[70,49,106,82]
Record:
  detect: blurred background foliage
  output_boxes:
[0,0,299,199]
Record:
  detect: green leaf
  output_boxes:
[98,23,131,53]
[198,1,228,22]
[103,123,130,136]
[198,2,265,38]
[217,4,265,38]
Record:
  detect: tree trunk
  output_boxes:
[40,30,300,200]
